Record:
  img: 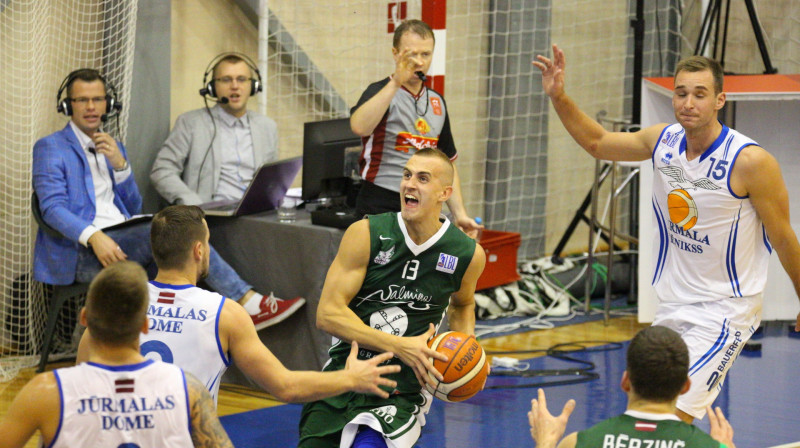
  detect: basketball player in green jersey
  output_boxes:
[299,148,486,448]
[528,326,736,448]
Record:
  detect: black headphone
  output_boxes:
[199,52,263,99]
[56,68,122,117]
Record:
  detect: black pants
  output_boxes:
[355,181,401,216]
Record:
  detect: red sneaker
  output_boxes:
[251,293,306,331]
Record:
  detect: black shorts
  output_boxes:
[355,181,401,216]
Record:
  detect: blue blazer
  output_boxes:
[33,124,142,285]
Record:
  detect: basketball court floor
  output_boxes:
[1,316,797,448]
[214,316,800,448]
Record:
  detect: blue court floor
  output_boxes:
[220,321,800,447]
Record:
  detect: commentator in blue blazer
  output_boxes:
[33,68,142,286]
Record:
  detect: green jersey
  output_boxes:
[577,412,723,448]
[325,212,476,395]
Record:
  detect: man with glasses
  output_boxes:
[150,54,303,328]
[151,53,277,207]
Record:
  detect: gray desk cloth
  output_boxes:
[206,210,344,387]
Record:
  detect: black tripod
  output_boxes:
[695,0,777,74]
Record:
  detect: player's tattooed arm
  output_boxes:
[186,373,234,448]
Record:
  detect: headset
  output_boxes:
[199,52,263,99]
[195,53,263,184]
[56,68,122,118]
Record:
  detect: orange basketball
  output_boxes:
[667,189,697,230]
[425,331,489,402]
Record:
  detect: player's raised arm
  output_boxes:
[532,44,663,162]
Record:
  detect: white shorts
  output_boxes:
[652,294,762,420]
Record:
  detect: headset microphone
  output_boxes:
[415,71,427,82]
[218,97,229,104]
[100,114,109,123]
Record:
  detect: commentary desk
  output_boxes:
[207,210,345,384]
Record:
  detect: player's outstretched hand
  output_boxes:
[532,44,566,99]
[529,388,576,448]
[395,323,447,389]
[344,341,401,399]
[707,406,736,448]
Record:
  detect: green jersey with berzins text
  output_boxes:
[577,412,723,448]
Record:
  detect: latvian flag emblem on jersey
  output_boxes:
[115,379,135,394]
[634,421,657,432]
[157,291,175,304]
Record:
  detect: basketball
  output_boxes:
[425,331,489,402]
[667,188,697,230]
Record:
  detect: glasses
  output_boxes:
[215,76,252,85]
[70,97,107,104]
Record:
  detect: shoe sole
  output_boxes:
[253,298,307,331]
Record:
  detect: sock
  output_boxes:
[242,292,264,315]
[352,426,387,448]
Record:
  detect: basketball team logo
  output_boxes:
[395,132,438,152]
[415,117,431,134]
[370,306,408,336]
[436,252,458,274]
[659,166,720,191]
[430,97,442,115]
[667,188,698,231]
[374,245,395,265]
[661,130,682,148]
[659,165,720,231]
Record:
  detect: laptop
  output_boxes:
[201,156,302,217]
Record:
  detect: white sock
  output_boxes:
[242,292,264,314]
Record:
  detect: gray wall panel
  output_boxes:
[128,0,171,213]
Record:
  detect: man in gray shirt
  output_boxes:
[151,53,303,328]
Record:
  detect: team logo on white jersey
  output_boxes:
[659,166,720,191]
[661,130,683,148]
[660,151,673,165]
[374,245,395,265]
[667,188,699,231]
[436,253,458,274]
